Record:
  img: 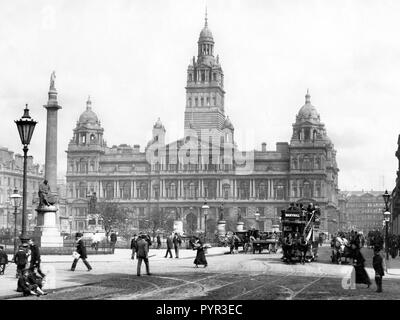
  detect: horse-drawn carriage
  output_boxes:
[280,203,321,263]
[251,231,280,254]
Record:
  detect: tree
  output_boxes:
[96,202,129,238]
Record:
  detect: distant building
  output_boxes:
[0,146,44,231]
[65,14,340,236]
[391,135,400,235]
[340,191,385,233]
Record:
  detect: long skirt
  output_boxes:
[194,249,207,266]
[354,265,371,285]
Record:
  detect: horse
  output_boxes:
[331,236,353,264]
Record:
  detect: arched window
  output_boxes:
[303,181,312,198]
[275,184,285,200]
[121,182,131,199]
[188,97,192,106]
[304,128,310,141]
[200,97,204,106]
[223,184,230,200]
[90,134,96,143]
[189,182,196,199]
[105,182,114,199]
[78,182,87,198]
[169,183,176,199]
[139,183,148,200]
[303,156,311,171]
[258,182,267,200]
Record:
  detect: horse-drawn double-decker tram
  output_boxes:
[280,203,321,263]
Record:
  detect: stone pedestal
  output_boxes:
[35,205,63,247]
[173,220,183,235]
[217,220,226,236]
[236,221,244,232]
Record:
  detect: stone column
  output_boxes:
[36,73,63,247]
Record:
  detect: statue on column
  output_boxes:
[50,71,56,89]
[219,204,224,221]
[38,180,56,207]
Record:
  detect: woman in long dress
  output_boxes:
[352,243,371,288]
[193,237,208,268]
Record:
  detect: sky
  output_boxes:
[0,0,399,192]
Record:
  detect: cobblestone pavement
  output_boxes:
[4,246,400,300]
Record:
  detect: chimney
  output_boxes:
[261,142,266,152]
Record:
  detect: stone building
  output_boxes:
[340,191,385,233]
[65,15,340,237]
[0,147,44,231]
[391,135,400,235]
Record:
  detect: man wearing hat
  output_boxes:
[136,233,151,276]
[14,244,29,278]
[0,246,8,275]
[71,232,92,271]
[28,239,45,278]
[130,234,138,260]
[373,247,385,292]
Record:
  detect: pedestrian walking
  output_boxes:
[136,234,151,276]
[70,233,92,271]
[14,244,28,278]
[352,243,371,288]
[28,239,45,278]
[373,247,384,292]
[156,234,162,249]
[130,234,138,260]
[164,234,173,258]
[193,237,207,268]
[110,231,117,254]
[0,246,8,275]
[173,232,182,258]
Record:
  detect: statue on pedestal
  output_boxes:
[219,204,224,221]
[38,180,56,207]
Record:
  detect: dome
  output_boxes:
[296,90,320,123]
[78,97,99,124]
[153,117,165,129]
[199,26,213,42]
[223,116,234,130]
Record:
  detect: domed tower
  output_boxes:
[66,96,105,176]
[222,116,234,144]
[288,90,339,234]
[184,10,227,139]
[152,117,166,145]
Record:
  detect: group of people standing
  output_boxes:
[0,239,48,297]
[129,232,208,274]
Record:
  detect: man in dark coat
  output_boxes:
[130,234,138,260]
[164,234,173,258]
[156,234,162,249]
[71,233,92,271]
[173,233,182,258]
[0,246,8,275]
[14,244,28,278]
[136,234,151,276]
[110,231,117,254]
[373,247,384,292]
[28,239,45,278]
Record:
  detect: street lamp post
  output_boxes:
[10,188,22,253]
[202,201,209,242]
[15,104,37,242]
[382,190,391,260]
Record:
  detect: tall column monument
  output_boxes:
[35,72,63,247]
